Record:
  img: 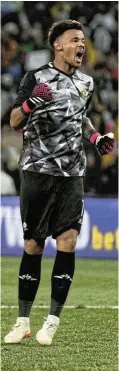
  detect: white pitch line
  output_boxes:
[0,305,118,309]
[0,305,75,309]
[83,305,118,309]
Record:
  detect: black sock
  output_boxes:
[18,251,42,317]
[50,250,75,317]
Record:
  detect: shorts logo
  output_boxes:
[23,222,28,231]
[78,218,82,224]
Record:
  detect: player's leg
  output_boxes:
[36,228,77,345]
[4,171,54,344]
[36,177,84,345]
[50,228,77,317]
[18,239,44,320]
[4,239,44,344]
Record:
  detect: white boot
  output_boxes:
[4,317,31,344]
[36,315,60,345]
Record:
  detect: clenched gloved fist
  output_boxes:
[90,132,115,156]
[21,83,52,115]
[95,133,115,156]
[32,83,52,102]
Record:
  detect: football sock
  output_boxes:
[50,250,75,317]
[18,251,42,317]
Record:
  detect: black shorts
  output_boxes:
[20,171,84,243]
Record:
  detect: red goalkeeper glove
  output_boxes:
[90,132,115,156]
[21,83,52,114]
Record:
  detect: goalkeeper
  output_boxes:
[5,20,115,345]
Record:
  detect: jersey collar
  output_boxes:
[48,62,75,78]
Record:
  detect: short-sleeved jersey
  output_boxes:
[14,63,94,176]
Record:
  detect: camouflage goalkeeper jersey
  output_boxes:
[14,62,94,176]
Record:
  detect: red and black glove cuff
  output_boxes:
[90,132,101,144]
[21,96,44,115]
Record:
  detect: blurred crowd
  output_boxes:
[1,1,118,196]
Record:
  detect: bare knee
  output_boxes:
[24,239,43,255]
[56,229,78,253]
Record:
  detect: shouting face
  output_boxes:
[54,29,85,68]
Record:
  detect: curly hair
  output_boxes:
[48,19,84,48]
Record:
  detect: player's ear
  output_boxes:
[54,41,63,51]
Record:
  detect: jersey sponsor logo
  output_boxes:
[19,274,37,281]
[66,83,71,89]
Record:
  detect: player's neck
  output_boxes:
[53,57,75,76]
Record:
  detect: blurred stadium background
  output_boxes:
[1,2,118,370]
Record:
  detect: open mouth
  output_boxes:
[76,51,83,62]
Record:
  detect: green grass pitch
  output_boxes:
[1,257,118,371]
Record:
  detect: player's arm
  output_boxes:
[10,73,52,130]
[82,79,115,155]
[10,71,37,129]
[82,78,96,140]
[10,107,27,129]
[83,113,115,156]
